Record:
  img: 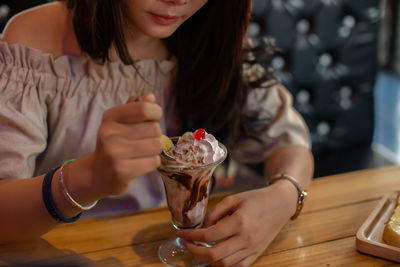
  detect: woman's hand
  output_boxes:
[176,182,297,267]
[91,93,163,197]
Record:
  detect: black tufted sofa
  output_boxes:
[248,0,394,177]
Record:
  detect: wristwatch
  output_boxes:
[270,173,308,220]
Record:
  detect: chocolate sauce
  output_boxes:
[169,173,192,190]
[163,169,212,227]
[182,178,209,226]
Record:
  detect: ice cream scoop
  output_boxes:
[162,129,225,167]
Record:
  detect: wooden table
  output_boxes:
[1,166,400,266]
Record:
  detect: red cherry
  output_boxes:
[193,128,206,140]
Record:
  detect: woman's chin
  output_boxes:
[144,26,181,39]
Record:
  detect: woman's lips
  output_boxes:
[150,13,179,25]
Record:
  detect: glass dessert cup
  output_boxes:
[157,137,227,267]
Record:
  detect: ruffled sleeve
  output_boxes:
[231,81,311,163]
[230,37,311,163]
[0,40,176,180]
[0,42,50,178]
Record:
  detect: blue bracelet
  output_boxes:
[42,167,82,223]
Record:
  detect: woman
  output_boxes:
[0,0,313,266]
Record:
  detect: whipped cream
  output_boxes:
[164,130,225,166]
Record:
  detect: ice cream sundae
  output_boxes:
[158,129,227,229]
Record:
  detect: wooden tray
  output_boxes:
[356,190,400,262]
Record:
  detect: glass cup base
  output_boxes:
[158,237,210,267]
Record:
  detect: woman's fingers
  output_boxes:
[92,93,163,196]
[174,189,292,267]
[104,101,162,124]
[182,235,246,265]
[99,120,162,140]
[180,218,263,267]
[203,195,240,227]
[100,136,162,159]
[177,208,258,266]
[141,93,156,103]
[177,215,237,243]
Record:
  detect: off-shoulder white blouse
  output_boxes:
[0,41,310,217]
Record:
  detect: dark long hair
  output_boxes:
[66,0,252,147]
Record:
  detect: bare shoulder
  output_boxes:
[2,1,69,57]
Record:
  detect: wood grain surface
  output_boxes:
[1,166,400,266]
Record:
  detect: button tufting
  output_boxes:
[340,98,352,110]
[296,19,310,34]
[249,0,377,154]
[343,15,356,28]
[0,5,10,19]
[296,90,311,105]
[319,53,333,67]
[317,121,331,136]
[247,22,261,38]
[366,7,379,21]
[339,86,352,98]
[338,27,351,38]
[271,56,285,70]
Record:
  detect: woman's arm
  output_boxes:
[264,145,314,217]
[0,94,163,244]
[0,167,84,243]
